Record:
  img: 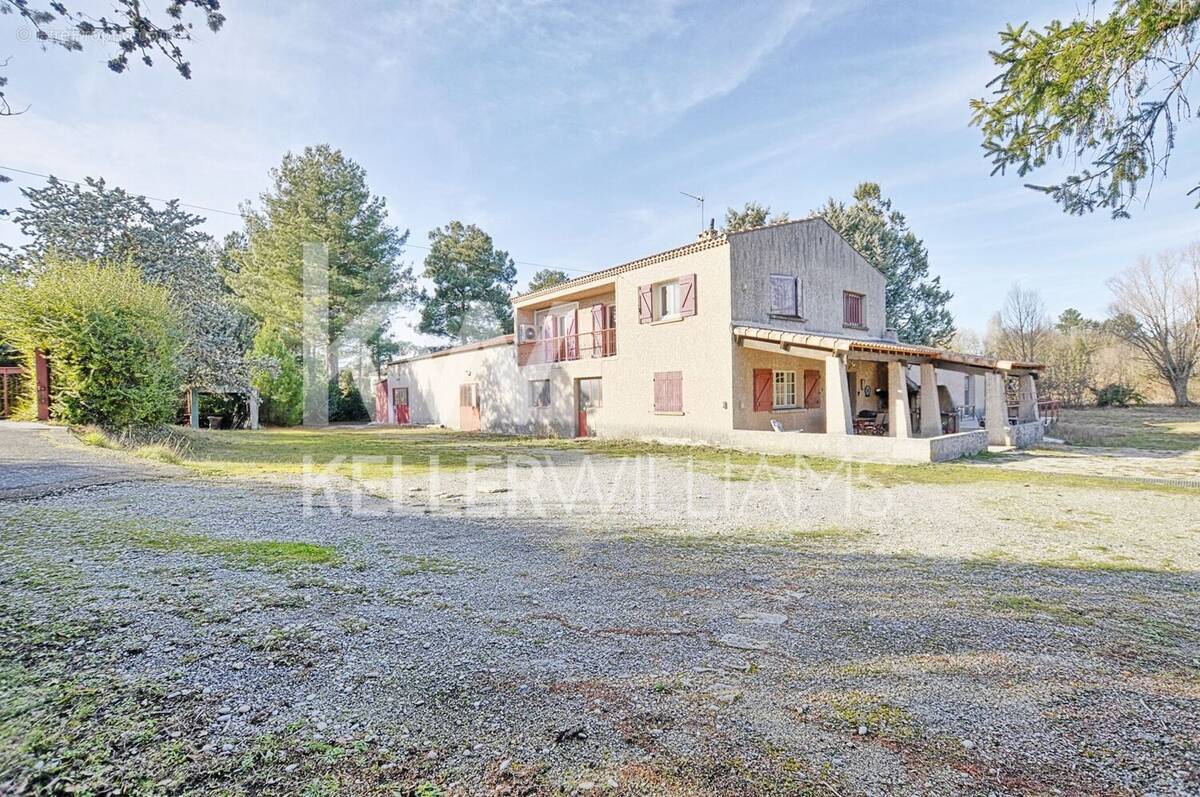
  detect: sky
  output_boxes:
[3,0,1200,345]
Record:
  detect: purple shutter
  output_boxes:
[591,304,605,356]
[638,284,652,323]
[540,314,555,363]
[679,273,696,317]
[654,371,682,412]
[565,311,578,360]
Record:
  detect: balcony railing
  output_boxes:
[517,329,617,366]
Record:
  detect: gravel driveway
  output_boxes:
[1,422,1197,796]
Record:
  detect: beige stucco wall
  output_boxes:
[731,346,827,432]
[728,218,887,339]
[388,342,529,432]
[518,241,736,443]
[391,237,735,442]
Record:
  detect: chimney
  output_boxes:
[883,328,899,342]
[697,217,719,242]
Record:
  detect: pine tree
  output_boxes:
[418,221,516,343]
[816,183,954,347]
[225,145,413,369]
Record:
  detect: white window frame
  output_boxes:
[770,274,799,317]
[530,379,551,408]
[772,370,797,409]
[655,280,681,320]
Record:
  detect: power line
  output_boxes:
[0,163,597,274]
[0,164,242,218]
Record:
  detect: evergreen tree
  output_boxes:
[971,2,1200,217]
[417,221,516,343]
[722,202,788,232]
[526,268,569,293]
[225,145,413,366]
[815,183,955,347]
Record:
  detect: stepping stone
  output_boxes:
[737,611,787,626]
[717,634,769,651]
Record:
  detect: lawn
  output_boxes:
[1054,405,1200,450]
[163,424,1196,496]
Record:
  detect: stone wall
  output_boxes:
[1004,420,1044,449]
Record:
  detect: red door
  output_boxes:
[393,387,410,424]
[576,378,601,438]
[34,350,51,421]
[374,380,389,422]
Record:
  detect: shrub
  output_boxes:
[249,322,303,426]
[0,257,182,427]
[328,369,369,422]
[1092,382,1145,408]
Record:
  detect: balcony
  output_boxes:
[517,328,617,367]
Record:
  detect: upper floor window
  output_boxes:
[639,274,696,323]
[658,281,681,318]
[843,291,864,327]
[770,274,799,317]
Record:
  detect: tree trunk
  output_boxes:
[1170,374,1192,406]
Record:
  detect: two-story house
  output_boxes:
[383,218,1044,462]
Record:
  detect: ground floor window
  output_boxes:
[653,371,682,412]
[773,370,796,408]
[530,379,551,407]
[578,377,602,408]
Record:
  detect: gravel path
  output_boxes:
[1,422,1197,796]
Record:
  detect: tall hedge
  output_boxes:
[0,257,183,427]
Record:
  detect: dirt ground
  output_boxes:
[1,421,1197,796]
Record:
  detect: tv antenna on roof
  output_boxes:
[679,191,704,231]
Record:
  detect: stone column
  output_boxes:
[1018,374,1040,422]
[248,390,260,430]
[887,360,911,438]
[189,387,200,430]
[984,371,1007,445]
[918,363,942,437]
[824,354,852,435]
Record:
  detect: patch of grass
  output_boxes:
[966,545,1175,574]
[129,527,340,569]
[180,426,519,481]
[989,593,1091,625]
[826,690,920,740]
[1055,405,1200,451]
[77,427,115,448]
[159,424,1200,495]
[392,554,462,576]
[132,443,184,464]
[789,526,868,543]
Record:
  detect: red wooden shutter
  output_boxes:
[752,369,772,412]
[638,284,653,323]
[844,292,863,326]
[654,371,682,412]
[591,304,605,355]
[803,369,821,409]
[678,273,697,317]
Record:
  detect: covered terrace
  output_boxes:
[730,325,1045,462]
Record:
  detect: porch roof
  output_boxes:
[731,325,1044,374]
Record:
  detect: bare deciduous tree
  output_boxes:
[994,283,1050,362]
[1107,245,1200,406]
